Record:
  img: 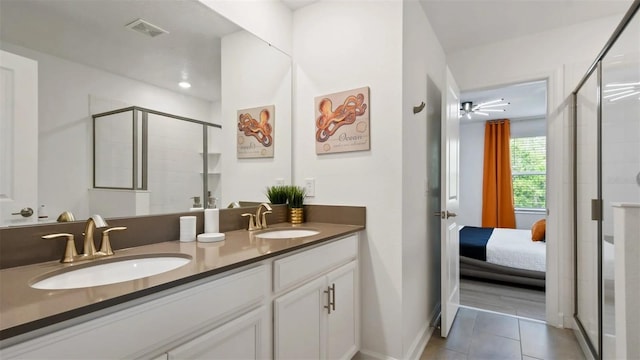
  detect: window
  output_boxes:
[511,136,546,210]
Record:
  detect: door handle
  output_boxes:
[324,286,332,315]
[330,283,336,311]
[12,207,34,217]
[324,284,336,314]
[434,211,457,219]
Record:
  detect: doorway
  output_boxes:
[457,79,548,321]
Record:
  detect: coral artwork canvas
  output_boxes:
[237,105,275,158]
[315,86,370,154]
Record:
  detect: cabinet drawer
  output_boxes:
[273,234,357,293]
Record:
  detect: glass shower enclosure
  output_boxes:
[573,2,640,359]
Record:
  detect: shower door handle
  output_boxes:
[591,199,602,221]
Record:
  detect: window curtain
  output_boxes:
[482,119,516,228]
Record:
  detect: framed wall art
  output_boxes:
[315,86,370,154]
[237,105,275,158]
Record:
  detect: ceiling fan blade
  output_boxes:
[479,102,510,108]
[476,98,504,107]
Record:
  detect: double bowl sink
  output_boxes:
[30,228,320,290]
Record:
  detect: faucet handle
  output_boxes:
[260,210,272,229]
[42,233,77,263]
[241,213,259,231]
[99,226,127,256]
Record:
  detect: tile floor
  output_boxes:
[420,307,585,360]
[460,278,545,321]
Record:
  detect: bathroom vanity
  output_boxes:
[0,223,362,359]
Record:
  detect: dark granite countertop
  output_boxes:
[0,222,363,341]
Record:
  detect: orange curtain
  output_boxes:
[482,119,516,228]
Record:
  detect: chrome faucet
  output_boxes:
[42,215,127,263]
[241,203,273,231]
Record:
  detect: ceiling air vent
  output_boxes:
[125,19,169,38]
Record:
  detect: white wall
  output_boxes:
[459,118,546,229]
[292,1,404,358]
[1,42,214,221]
[447,13,625,327]
[220,30,292,206]
[198,0,292,55]
[401,1,447,358]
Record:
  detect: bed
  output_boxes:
[459,226,546,288]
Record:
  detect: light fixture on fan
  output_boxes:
[460,98,510,119]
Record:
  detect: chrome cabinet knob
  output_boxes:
[12,207,34,217]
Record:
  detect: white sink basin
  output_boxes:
[31,254,192,290]
[256,229,320,239]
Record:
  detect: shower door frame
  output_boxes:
[571,2,640,359]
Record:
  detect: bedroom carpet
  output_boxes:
[460,277,545,321]
[420,308,585,360]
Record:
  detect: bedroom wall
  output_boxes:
[459,117,546,230]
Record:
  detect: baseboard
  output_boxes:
[406,322,434,360]
[356,349,400,360]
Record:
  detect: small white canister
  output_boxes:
[179,216,197,242]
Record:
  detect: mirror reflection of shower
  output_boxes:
[91,105,221,217]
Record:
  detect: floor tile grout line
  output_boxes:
[518,318,524,359]
[459,304,546,324]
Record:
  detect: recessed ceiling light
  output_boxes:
[178,81,191,89]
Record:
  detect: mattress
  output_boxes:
[486,228,546,272]
[460,226,546,273]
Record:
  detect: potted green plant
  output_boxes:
[265,185,288,205]
[286,185,306,224]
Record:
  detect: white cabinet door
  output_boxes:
[274,261,359,360]
[167,306,269,360]
[274,276,326,360]
[326,262,358,360]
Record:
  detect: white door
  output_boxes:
[167,306,269,360]
[0,50,38,227]
[326,261,358,360]
[274,276,326,359]
[440,66,461,337]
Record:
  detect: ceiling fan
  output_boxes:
[460,98,510,119]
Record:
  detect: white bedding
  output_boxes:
[486,228,547,272]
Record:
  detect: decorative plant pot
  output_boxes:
[289,208,304,224]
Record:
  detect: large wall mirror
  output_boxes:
[0,0,292,226]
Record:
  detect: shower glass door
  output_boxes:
[575,70,600,354]
[600,11,640,359]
